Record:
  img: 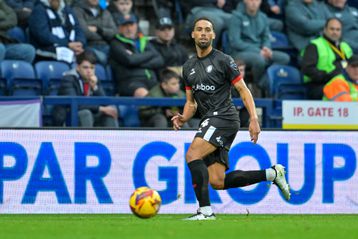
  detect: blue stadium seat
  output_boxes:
[118,105,140,127]
[35,61,70,95]
[0,60,42,96]
[267,64,306,99]
[7,27,27,43]
[270,31,292,50]
[96,64,115,96]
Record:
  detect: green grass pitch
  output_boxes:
[0,214,357,239]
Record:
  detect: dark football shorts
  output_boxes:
[195,117,240,170]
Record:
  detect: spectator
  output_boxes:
[260,0,284,31]
[0,0,35,63]
[29,0,86,63]
[139,69,186,128]
[182,0,232,46]
[150,16,189,75]
[53,50,118,127]
[5,0,34,28]
[227,0,290,91]
[108,0,136,20]
[73,0,117,65]
[302,17,352,99]
[223,0,241,13]
[323,54,358,101]
[285,0,327,51]
[323,0,358,53]
[109,13,164,97]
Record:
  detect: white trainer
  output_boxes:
[183,210,216,221]
[272,164,291,201]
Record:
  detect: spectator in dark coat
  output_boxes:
[109,13,164,97]
[150,16,188,76]
[73,0,117,65]
[29,0,86,63]
[53,50,118,127]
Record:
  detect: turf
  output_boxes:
[0,214,357,239]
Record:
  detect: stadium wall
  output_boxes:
[0,129,357,214]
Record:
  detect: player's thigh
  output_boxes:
[186,137,217,163]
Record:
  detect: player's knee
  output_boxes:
[210,176,225,190]
[185,149,198,163]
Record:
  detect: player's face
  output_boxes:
[324,19,342,42]
[77,60,95,82]
[191,20,215,49]
[347,65,358,82]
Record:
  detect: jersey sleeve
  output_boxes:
[182,63,192,90]
[224,55,242,85]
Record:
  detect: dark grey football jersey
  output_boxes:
[183,49,242,120]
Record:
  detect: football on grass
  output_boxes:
[129,187,162,218]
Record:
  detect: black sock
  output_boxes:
[187,160,210,207]
[223,170,266,189]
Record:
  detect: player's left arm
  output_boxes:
[233,80,261,143]
[224,55,261,143]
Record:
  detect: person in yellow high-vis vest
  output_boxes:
[302,18,353,99]
[323,55,358,101]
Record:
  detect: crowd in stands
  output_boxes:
[0,0,357,127]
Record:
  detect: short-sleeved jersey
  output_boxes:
[183,49,242,120]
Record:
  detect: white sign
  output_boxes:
[283,101,358,129]
[0,130,357,214]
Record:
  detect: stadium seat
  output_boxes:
[95,64,115,96]
[0,78,6,95]
[35,61,70,95]
[7,27,27,43]
[270,31,292,50]
[118,105,141,127]
[0,60,41,96]
[266,64,306,99]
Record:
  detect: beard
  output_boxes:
[196,40,211,49]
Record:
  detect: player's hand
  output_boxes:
[171,113,185,130]
[249,118,261,144]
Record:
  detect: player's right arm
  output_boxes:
[171,90,197,130]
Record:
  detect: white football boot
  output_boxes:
[183,209,216,221]
[272,164,291,201]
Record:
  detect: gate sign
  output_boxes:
[283,100,358,129]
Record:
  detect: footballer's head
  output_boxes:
[191,17,215,50]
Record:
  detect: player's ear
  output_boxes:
[191,31,194,39]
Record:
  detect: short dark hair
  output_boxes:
[324,17,343,28]
[76,50,97,65]
[192,17,215,31]
[159,69,179,83]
